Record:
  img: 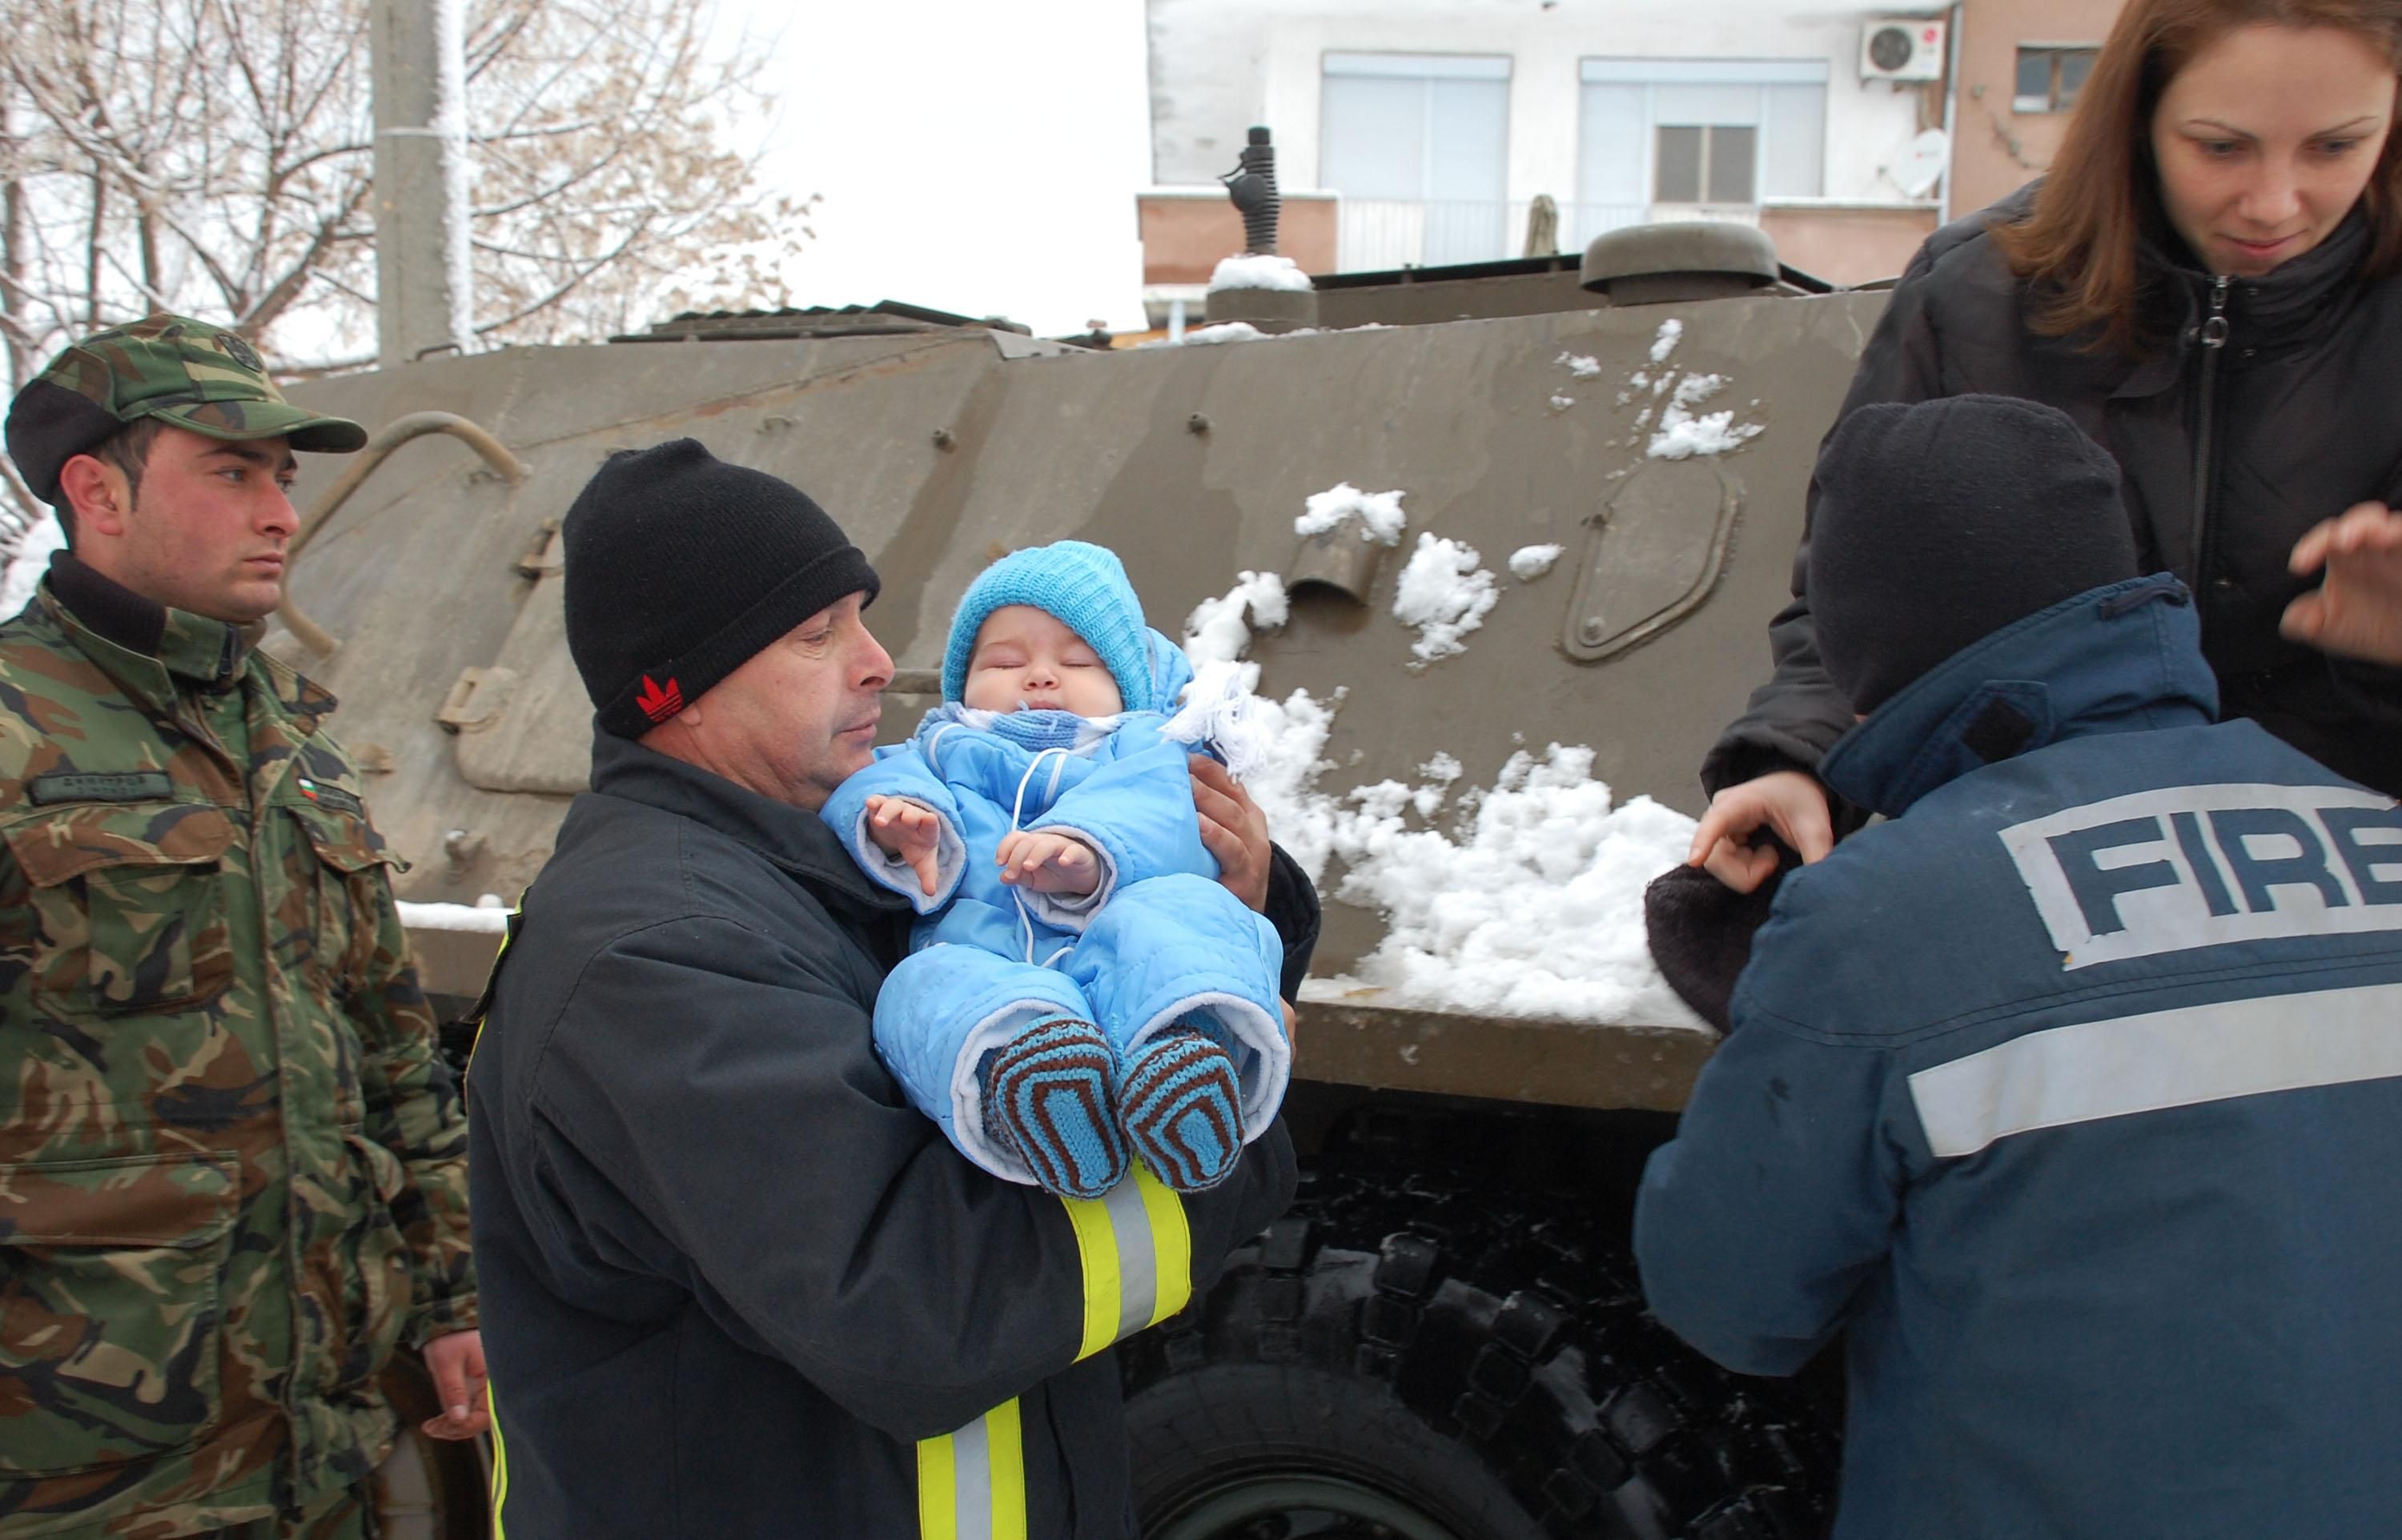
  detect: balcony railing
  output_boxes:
[1334,199,1761,273]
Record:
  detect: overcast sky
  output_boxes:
[717,1,1158,336]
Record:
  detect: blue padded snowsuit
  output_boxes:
[821,632,1290,1186]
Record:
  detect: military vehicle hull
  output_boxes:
[283,282,1888,1538]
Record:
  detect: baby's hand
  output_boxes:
[997,830,1103,896]
[866,796,945,896]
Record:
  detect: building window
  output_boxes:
[2014,45,2098,113]
[1577,59,1826,244]
[1655,124,1758,205]
[1320,52,1511,268]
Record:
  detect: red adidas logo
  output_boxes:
[636,675,684,723]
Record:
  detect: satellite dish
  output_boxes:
[1894,128,1950,199]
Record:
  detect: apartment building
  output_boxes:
[1139,0,2123,316]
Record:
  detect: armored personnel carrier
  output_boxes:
[276,221,1890,1540]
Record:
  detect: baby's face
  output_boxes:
[962,605,1125,716]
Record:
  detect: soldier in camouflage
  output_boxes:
[0,315,480,1539]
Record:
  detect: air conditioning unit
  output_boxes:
[1861,18,1946,82]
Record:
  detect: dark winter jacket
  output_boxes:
[1706,187,2402,803]
[465,732,1310,1538]
[1641,574,2402,1540]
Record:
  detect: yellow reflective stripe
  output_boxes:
[1132,1166,1193,1328]
[986,1398,1028,1540]
[918,1421,958,1539]
[918,1399,1026,1540]
[464,888,529,1078]
[1062,1185,1123,1360]
[487,1382,512,1539]
[1060,1167,1195,1359]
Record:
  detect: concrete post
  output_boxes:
[372,0,472,366]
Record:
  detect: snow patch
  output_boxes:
[1508,543,1564,581]
[1209,254,1314,294]
[1295,483,1408,547]
[1164,549,1704,1029]
[1392,535,1498,664]
[1183,571,1289,669]
[398,900,512,934]
[1617,331,1765,460]
[1179,321,1267,346]
[2,518,66,618]
[1548,394,1576,411]
[1556,351,1604,379]
[1232,689,1701,1026]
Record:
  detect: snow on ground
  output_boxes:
[1508,543,1564,580]
[1392,534,1498,664]
[1549,394,1576,411]
[1295,483,1408,546]
[1556,351,1603,379]
[2,518,65,617]
[1649,318,1684,363]
[1183,571,1289,668]
[1209,254,1313,294]
[398,898,512,933]
[1175,600,1701,1027]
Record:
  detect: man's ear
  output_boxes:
[55,453,131,539]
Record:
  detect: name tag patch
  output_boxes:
[2001,783,2402,969]
[26,771,175,805]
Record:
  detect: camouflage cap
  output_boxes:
[3,313,367,504]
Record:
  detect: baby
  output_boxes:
[821,541,1291,1198]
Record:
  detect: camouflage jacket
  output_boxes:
[0,558,476,1538]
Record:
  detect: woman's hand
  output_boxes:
[1191,757,1272,912]
[1685,770,1834,894]
[2283,502,2402,666]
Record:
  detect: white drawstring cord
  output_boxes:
[1009,748,1069,965]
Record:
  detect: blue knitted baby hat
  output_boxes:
[942,540,1157,712]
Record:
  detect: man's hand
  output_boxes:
[1191,757,1271,912]
[997,830,1103,896]
[420,1329,488,1442]
[1685,771,1834,894]
[866,795,945,897]
[2284,502,2402,666]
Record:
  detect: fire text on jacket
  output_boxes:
[2001,784,2402,969]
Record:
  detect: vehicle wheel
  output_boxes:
[375,1350,492,1540]
[1122,1159,1837,1540]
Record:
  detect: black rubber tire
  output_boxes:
[1122,1157,1837,1540]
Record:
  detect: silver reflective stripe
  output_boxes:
[950,1415,993,1540]
[1101,1173,1159,1339]
[1909,981,2402,1159]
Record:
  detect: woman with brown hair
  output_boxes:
[1690,0,2402,892]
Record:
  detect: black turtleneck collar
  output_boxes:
[42,547,256,689]
[46,547,167,656]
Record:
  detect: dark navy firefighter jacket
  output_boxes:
[467,734,1307,1538]
[1637,575,2402,1540]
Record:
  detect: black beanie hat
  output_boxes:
[563,439,879,739]
[1810,395,2139,714]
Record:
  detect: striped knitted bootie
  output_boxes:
[1119,1026,1244,1193]
[982,1020,1127,1199]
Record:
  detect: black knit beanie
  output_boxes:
[563,439,879,739]
[1810,395,2138,713]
